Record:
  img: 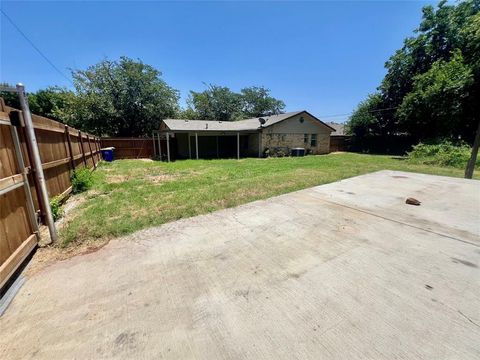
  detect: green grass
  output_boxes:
[60,153,477,247]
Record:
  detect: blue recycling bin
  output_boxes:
[101,147,115,162]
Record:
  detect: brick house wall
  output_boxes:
[260,113,331,155]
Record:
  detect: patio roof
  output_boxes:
[161,111,334,132]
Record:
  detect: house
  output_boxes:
[157,111,335,160]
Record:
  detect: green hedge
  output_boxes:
[407,141,476,168]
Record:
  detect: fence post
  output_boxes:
[152,132,156,157]
[86,134,96,169]
[16,83,57,243]
[78,131,87,168]
[95,137,99,162]
[65,125,75,172]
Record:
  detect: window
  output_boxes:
[310,134,317,147]
[304,134,309,143]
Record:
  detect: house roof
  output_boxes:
[327,122,347,136]
[162,111,335,132]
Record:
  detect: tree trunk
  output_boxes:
[465,119,480,179]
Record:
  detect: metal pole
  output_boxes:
[166,132,170,162]
[16,83,57,243]
[237,132,240,160]
[195,132,199,159]
[10,124,39,239]
[188,133,192,159]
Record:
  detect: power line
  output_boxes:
[319,106,398,120]
[0,9,74,86]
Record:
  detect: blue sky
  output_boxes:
[1,1,435,122]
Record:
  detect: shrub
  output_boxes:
[50,196,63,222]
[71,168,94,193]
[407,141,476,168]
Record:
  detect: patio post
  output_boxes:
[237,132,240,160]
[258,132,262,158]
[195,132,199,159]
[166,132,170,162]
[188,133,192,159]
[157,132,162,160]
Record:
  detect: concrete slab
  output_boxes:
[1,170,479,359]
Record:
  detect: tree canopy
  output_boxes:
[2,62,286,135]
[0,84,74,122]
[63,57,180,136]
[347,0,480,144]
[181,84,285,121]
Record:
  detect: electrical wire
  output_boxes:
[1,9,74,86]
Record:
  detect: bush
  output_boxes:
[71,168,94,193]
[407,141,476,168]
[50,196,63,222]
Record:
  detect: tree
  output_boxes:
[0,84,74,121]
[65,57,179,136]
[348,0,480,146]
[186,84,285,121]
[240,86,285,118]
[187,84,243,121]
[347,93,382,137]
[397,51,474,140]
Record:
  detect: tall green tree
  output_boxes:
[347,93,382,137]
[348,0,480,144]
[240,86,285,118]
[397,51,474,140]
[185,84,285,121]
[0,84,73,121]
[65,57,179,136]
[187,84,243,121]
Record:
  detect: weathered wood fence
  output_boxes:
[100,137,155,159]
[0,98,101,288]
[330,136,351,152]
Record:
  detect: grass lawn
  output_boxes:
[60,152,476,247]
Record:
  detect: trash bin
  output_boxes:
[101,147,115,162]
[291,147,306,157]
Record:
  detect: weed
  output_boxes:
[50,195,63,222]
[72,168,94,194]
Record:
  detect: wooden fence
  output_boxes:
[100,137,155,159]
[0,98,101,289]
[330,136,351,152]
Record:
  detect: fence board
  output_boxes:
[0,97,101,288]
[101,137,154,159]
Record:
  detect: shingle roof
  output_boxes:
[162,111,334,132]
[327,122,347,136]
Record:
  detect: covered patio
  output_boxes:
[155,119,262,161]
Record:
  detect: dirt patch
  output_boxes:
[30,191,107,274]
[146,174,177,183]
[25,238,109,277]
[107,175,132,183]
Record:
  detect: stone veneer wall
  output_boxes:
[261,132,330,155]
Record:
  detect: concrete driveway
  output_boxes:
[1,170,479,359]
